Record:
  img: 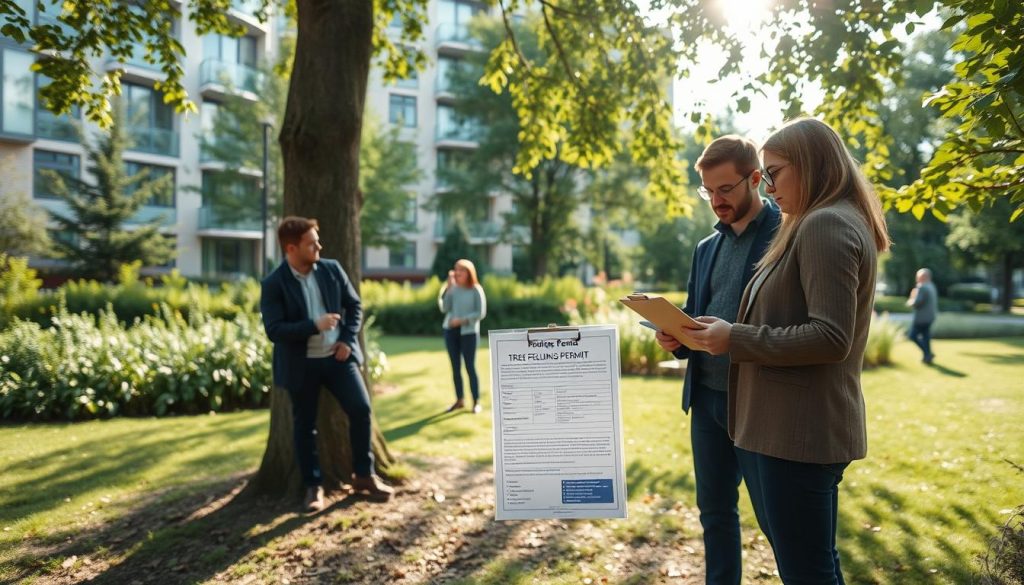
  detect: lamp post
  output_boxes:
[261,121,271,277]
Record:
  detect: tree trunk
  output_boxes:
[1000,252,1014,313]
[248,0,394,499]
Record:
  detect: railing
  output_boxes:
[119,42,161,71]
[435,23,480,48]
[127,126,179,157]
[434,217,501,239]
[35,110,78,142]
[199,58,264,94]
[231,0,263,18]
[126,205,176,226]
[198,205,263,232]
[435,120,479,143]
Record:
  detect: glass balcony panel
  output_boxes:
[35,109,77,141]
[200,58,264,94]
[198,205,262,231]
[127,126,179,157]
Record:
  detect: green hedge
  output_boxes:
[0,304,391,421]
[0,264,261,329]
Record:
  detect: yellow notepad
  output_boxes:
[619,293,706,343]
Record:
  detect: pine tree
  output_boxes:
[45,104,174,282]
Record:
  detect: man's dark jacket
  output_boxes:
[674,203,781,412]
[260,259,363,392]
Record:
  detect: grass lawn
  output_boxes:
[1,335,1021,583]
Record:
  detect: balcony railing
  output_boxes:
[127,126,179,157]
[434,217,500,240]
[435,24,480,48]
[126,205,176,227]
[200,58,264,95]
[231,0,263,18]
[119,42,161,71]
[198,205,263,232]
[36,110,78,142]
[435,121,479,143]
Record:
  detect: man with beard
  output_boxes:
[654,135,780,584]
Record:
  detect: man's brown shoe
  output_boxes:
[351,474,394,500]
[303,486,325,513]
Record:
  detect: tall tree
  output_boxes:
[44,107,174,282]
[429,214,482,280]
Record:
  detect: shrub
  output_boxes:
[2,274,259,328]
[0,254,42,328]
[949,282,995,306]
[0,300,390,421]
[568,300,666,376]
[864,312,902,368]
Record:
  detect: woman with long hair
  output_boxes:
[677,117,889,583]
[438,258,487,413]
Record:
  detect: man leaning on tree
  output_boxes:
[260,216,394,513]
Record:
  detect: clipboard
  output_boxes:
[618,293,706,343]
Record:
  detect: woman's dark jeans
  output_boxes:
[444,328,479,402]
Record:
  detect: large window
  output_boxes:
[36,74,79,141]
[125,162,176,207]
[437,0,484,42]
[202,238,257,278]
[388,94,416,128]
[436,105,476,141]
[122,83,176,155]
[436,57,462,93]
[388,241,416,269]
[203,33,258,67]
[2,48,34,135]
[33,150,79,200]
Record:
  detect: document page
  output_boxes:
[489,325,627,520]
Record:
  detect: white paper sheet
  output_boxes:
[489,325,627,520]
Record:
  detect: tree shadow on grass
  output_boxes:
[0,415,266,527]
[924,361,968,377]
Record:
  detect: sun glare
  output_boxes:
[717,0,774,37]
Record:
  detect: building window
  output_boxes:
[404,195,418,225]
[203,33,258,67]
[35,74,80,142]
[125,161,176,207]
[388,241,416,269]
[33,149,80,200]
[202,238,257,279]
[436,57,461,94]
[437,105,476,141]
[437,0,484,43]
[122,83,177,156]
[2,48,34,135]
[388,94,416,128]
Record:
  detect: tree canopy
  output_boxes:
[4,0,1020,219]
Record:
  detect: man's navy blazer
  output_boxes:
[674,203,781,412]
[260,258,364,392]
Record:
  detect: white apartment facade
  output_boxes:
[361,0,518,281]
[0,0,280,282]
[0,0,519,283]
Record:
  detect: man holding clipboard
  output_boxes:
[632,136,780,585]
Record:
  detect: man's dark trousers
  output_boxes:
[691,384,743,585]
[290,356,374,487]
[909,321,933,361]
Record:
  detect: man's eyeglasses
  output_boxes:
[762,164,789,189]
[697,169,755,201]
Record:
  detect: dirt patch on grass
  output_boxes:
[11,457,780,584]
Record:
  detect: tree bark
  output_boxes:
[248,0,394,499]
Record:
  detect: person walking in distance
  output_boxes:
[907,267,938,364]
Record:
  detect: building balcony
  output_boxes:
[35,110,78,142]
[197,205,264,237]
[125,205,177,227]
[433,216,501,242]
[435,123,479,148]
[435,24,482,55]
[127,126,179,157]
[104,43,166,83]
[0,104,35,143]
[199,59,264,100]
[228,0,269,30]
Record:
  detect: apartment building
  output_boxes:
[362,0,518,281]
[0,0,280,281]
[0,0,520,282]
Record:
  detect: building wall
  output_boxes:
[0,1,277,281]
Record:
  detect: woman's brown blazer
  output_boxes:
[727,200,877,464]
